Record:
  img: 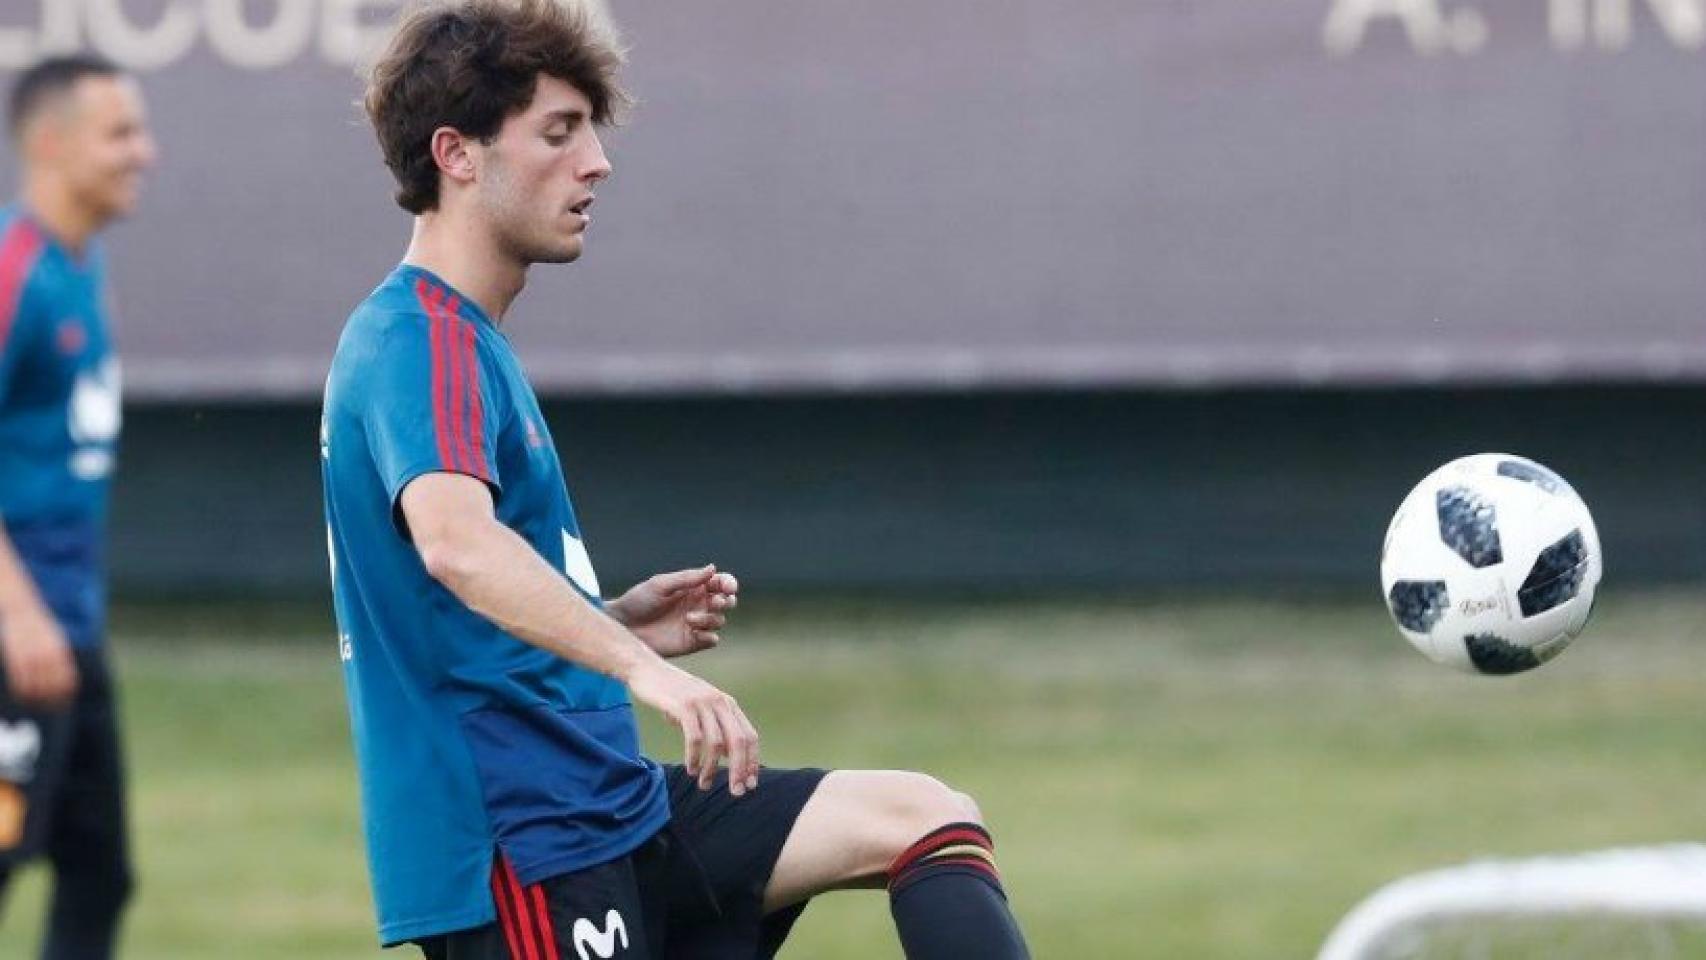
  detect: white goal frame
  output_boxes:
[1317,844,1706,960]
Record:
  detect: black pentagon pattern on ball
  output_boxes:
[1464,633,1543,675]
[1497,459,1570,495]
[1436,486,1502,569]
[1388,580,1450,633]
[1517,530,1588,617]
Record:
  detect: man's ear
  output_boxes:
[430,127,478,188]
[19,108,69,167]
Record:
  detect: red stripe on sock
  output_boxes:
[892,853,1001,886]
[889,826,992,878]
[489,858,527,960]
[888,856,1004,898]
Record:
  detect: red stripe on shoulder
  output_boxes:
[0,219,46,353]
[415,279,460,474]
[434,293,489,484]
[458,313,490,482]
[442,295,472,477]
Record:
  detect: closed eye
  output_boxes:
[541,108,587,146]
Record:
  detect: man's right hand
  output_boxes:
[625,658,760,797]
[0,607,78,707]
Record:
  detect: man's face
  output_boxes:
[476,75,611,265]
[38,76,157,224]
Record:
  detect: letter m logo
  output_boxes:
[572,909,629,959]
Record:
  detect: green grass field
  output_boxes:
[2,590,1704,958]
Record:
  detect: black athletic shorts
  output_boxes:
[416,765,827,960]
[0,646,128,872]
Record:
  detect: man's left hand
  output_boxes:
[608,565,739,659]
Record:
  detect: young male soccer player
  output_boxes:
[322,1,1032,956]
[0,55,155,958]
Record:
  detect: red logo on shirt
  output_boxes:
[56,320,86,356]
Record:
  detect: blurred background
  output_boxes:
[1,0,1703,956]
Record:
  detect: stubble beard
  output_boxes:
[486,184,581,268]
[514,190,583,265]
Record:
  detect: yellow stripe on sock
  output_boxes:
[920,843,996,866]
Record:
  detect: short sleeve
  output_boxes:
[363,313,505,527]
[0,223,46,400]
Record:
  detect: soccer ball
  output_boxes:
[1380,454,1602,675]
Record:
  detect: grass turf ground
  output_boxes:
[1,590,1704,958]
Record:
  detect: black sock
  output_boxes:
[887,822,1030,960]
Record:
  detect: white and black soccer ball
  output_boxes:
[1380,454,1602,675]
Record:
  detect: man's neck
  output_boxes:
[21,177,98,255]
[403,214,527,323]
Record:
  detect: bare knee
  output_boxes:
[765,770,987,908]
[875,772,983,863]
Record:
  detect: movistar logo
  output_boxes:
[572,909,628,959]
[0,720,42,781]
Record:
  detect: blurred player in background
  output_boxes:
[0,54,155,959]
[321,1,1031,957]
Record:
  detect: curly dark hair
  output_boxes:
[364,0,628,214]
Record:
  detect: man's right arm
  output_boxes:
[0,527,76,706]
[0,240,71,705]
[399,472,760,795]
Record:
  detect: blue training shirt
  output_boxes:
[0,207,123,650]
[321,264,669,945]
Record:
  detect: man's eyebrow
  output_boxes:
[541,108,586,126]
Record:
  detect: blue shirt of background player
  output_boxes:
[0,206,123,650]
[321,264,668,945]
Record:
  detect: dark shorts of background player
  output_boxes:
[417,765,828,960]
[0,646,131,878]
